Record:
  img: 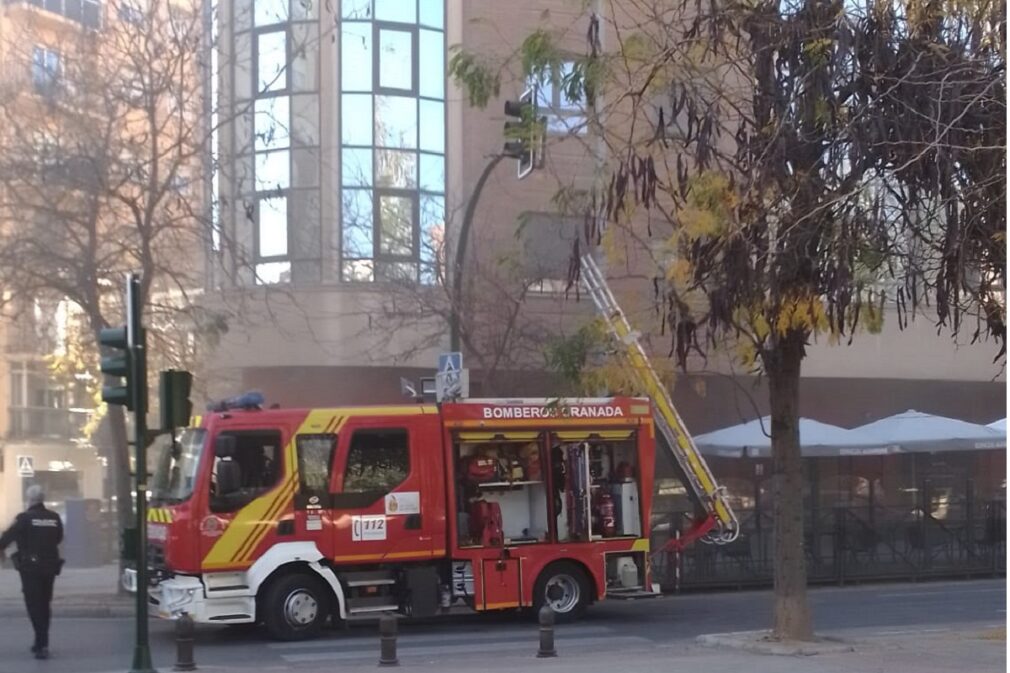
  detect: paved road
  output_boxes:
[0,578,1002,673]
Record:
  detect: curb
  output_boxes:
[0,600,134,619]
[696,630,856,656]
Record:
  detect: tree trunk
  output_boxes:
[767,331,813,640]
[105,400,135,590]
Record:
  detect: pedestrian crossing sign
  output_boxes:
[16,455,34,478]
[436,352,468,402]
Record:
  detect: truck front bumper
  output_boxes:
[122,569,256,624]
[121,570,207,619]
[151,575,206,619]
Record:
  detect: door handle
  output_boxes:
[405,514,422,530]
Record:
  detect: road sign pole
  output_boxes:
[127,274,155,673]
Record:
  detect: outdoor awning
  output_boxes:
[852,410,1006,452]
[693,417,889,459]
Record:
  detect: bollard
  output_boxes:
[379,613,399,666]
[536,606,557,658]
[173,613,197,672]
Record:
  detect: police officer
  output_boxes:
[0,485,64,660]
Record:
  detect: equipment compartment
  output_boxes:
[550,432,642,542]
[454,433,549,547]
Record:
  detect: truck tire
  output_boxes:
[533,562,591,623]
[262,573,330,641]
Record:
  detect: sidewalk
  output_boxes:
[0,563,131,617]
[91,625,1008,673]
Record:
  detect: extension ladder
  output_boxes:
[580,254,739,545]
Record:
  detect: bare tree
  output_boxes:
[450,0,1004,640]
[0,0,220,563]
[371,210,578,396]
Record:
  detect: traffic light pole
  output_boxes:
[449,153,504,353]
[126,274,155,673]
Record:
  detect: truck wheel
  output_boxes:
[533,562,591,622]
[262,573,330,641]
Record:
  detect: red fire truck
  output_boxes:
[126,257,739,640]
[131,397,679,639]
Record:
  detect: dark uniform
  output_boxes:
[0,502,64,656]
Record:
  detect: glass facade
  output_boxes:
[230,0,444,286]
[339,0,445,284]
[234,0,320,285]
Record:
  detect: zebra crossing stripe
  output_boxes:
[281,635,651,663]
[267,624,617,650]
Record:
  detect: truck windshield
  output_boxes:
[152,428,207,504]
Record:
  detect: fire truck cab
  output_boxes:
[132,397,659,639]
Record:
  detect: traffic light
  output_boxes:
[159,369,193,431]
[100,275,145,411]
[503,87,544,180]
[99,325,133,409]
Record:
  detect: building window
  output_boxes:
[256,28,288,94]
[237,0,321,286]
[256,195,288,258]
[32,0,102,28]
[31,46,61,96]
[340,0,445,284]
[529,61,587,136]
[376,26,415,94]
[255,0,288,26]
[117,0,144,24]
[519,212,582,293]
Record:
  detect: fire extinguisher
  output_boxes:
[597,492,616,537]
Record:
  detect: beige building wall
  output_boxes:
[0,442,104,525]
[206,0,1003,420]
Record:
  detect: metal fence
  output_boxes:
[651,500,1006,590]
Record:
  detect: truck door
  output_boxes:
[330,418,435,563]
[200,426,290,571]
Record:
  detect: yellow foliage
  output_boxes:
[680,207,721,239]
[621,32,656,64]
[735,339,758,369]
[773,296,830,336]
[752,312,771,341]
[666,258,694,285]
[687,172,737,212]
[674,172,739,242]
[802,37,833,65]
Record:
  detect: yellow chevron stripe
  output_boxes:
[229,477,293,563]
[203,410,327,567]
[331,549,435,563]
[235,414,352,564]
[203,411,356,569]
[483,601,521,610]
[233,475,298,563]
[147,508,173,523]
